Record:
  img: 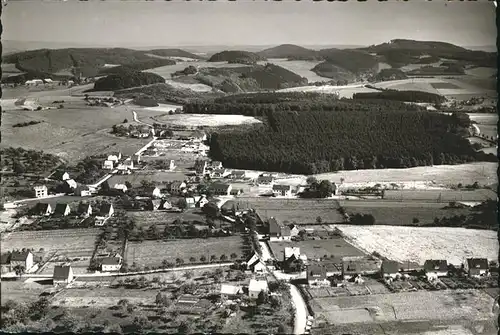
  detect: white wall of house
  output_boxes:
[102,264,122,272]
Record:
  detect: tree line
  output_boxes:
[208,109,496,175]
[353,90,446,104]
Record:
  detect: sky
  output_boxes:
[3,0,497,49]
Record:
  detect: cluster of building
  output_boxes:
[102,152,135,173]
[34,202,114,226]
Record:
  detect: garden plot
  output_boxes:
[332,225,498,265]
[1,228,100,258]
[128,210,206,228]
[125,236,246,267]
[311,289,494,324]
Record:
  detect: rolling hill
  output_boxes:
[258,44,321,60]
[147,49,204,60]
[93,70,166,91]
[208,50,266,64]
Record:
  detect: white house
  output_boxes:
[9,251,34,272]
[424,260,448,280]
[74,185,91,197]
[211,161,223,170]
[99,203,114,218]
[35,203,52,216]
[284,247,301,262]
[101,255,122,272]
[272,184,293,197]
[168,160,176,171]
[53,265,74,286]
[117,160,134,171]
[34,185,48,198]
[248,279,268,299]
[77,203,92,217]
[210,169,230,179]
[25,79,44,86]
[102,160,114,170]
[170,181,187,194]
[220,284,243,299]
[196,196,209,208]
[113,184,128,193]
[248,258,267,273]
[209,183,232,196]
[65,179,77,189]
[107,153,122,163]
[464,258,489,278]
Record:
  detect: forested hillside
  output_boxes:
[208,50,266,64]
[147,49,203,59]
[99,58,175,74]
[93,70,165,91]
[207,105,495,174]
[258,44,321,60]
[353,90,446,104]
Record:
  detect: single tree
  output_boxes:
[210,255,217,262]
[220,254,228,261]
[200,255,207,263]
[189,256,196,263]
[230,253,238,260]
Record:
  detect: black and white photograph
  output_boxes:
[0,0,498,334]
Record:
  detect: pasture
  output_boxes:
[332,224,498,265]
[341,201,472,226]
[278,84,380,98]
[270,238,365,261]
[1,281,47,305]
[154,113,262,127]
[107,171,188,187]
[125,236,246,267]
[1,228,101,259]
[228,197,344,224]
[382,189,497,202]
[310,290,494,324]
[127,210,206,228]
[1,102,151,162]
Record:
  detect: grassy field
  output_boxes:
[341,201,472,226]
[260,58,329,83]
[107,171,188,188]
[1,228,100,258]
[269,237,365,261]
[128,210,206,228]
[332,224,498,265]
[1,281,47,305]
[382,189,496,202]
[1,101,150,162]
[125,236,247,267]
[310,289,495,324]
[225,198,344,224]
[278,84,381,98]
[154,113,262,127]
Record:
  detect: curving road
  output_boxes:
[289,283,308,335]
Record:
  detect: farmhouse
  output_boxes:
[170,181,187,195]
[257,175,274,186]
[185,197,196,209]
[52,171,70,181]
[464,258,489,278]
[113,184,128,193]
[307,264,329,286]
[53,265,74,286]
[9,251,34,272]
[34,185,48,198]
[77,203,92,217]
[248,279,268,299]
[209,183,232,196]
[268,218,291,241]
[248,258,267,273]
[117,160,134,171]
[381,260,401,279]
[220,284,243,300]
[230,170,246,179]
[196,196,209,208]
[54,203,71,217]
[74,185,91,197]
[34,203,52,216]
[99,203,114,217]
[210,168,229,178]
[101,255,123,272]
[272,184,293,197]
[284,247,301,262]
[107,152,122,163]
[342,256,382,280]
[424,259,448,280]
[102,160,114,170]
[138,186,161,198]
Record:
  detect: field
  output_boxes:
[382,189,496,202]
[225,198,344,224]
[260,58,330,83]
[125,236,246,267]
[153,113,262,127]
[107,171,188,187]
[145,60,252,78]
[467,113,498,139]
[1,281,47,305]
[1,100,151,162]
[332,225,498,265]
[278,83,381,98]
[310,290,495,325]
[341,201,472,226]
[52,287,163,307]
[269,238,365,261]
[1,228,101,258]
[127,210,206,228]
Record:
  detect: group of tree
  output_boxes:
[207,108,495,175]
[1,147,60,175]
[353,90,446,104]
[299,178,337,198]
[99,58,175,75]
[93,70,165,91]
[172,65,198,77]
[349,213,376,225]
[73,156,106,184]
[12,120,43,128]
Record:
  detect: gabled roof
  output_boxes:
[150,199,162,207]
[75,185,90,191]
[268,218,280,235]
[212,168,226,174]
[423,260,448,272]
[466,258,489,270]
[171,181,185,188]
[232,170,245,176]
[10,251,31,262]
[248,279,268,292]
[53,265,72,280]
[308,264,326,278]
[381,260,400,274]
[101,257,121,265]
[284,247,300,259]
[0,253,11,264]
[220,284,243,295]
[100,203,113,215]
[34,185,48,190]
[343,257,382,274]
[54,203,70,214]
[257,176,274,183]
[78,203,92,213]
[210,182,231,190]
[35,203,51,213]
[280,226,291,237]
[273,184,291,191]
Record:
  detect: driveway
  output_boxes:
[289,283,308,335]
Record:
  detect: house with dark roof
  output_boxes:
[272,184,293,197]
[464,258,489,277]
[229,170,246,179]
[9,251,34,272]
[342,256,382,280]
[1,253,12,274]
[170,181,187,195]
[289,225,300,238]
[53,170,70,181]
[209,183,232,196]
[194,160,208,176]
[210,168,229,179]
[248,258,267,273]
[148,199,163,211]
[53,265,74,285]
[138,186,161,198]
[99,203,114,217]
[381,260,401,279]
[424,259,448,279]
[77,203,92,217]
[101,255,122,272]
[257,175,274,186]
[54,203,71,216]
[74,185,91,197]
[211,161,223,170]
[268,218,292,242]
[307,263,329,286]
[34,203,52,216]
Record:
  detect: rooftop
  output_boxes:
[248,279,268,292]
[53,265,72,280]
